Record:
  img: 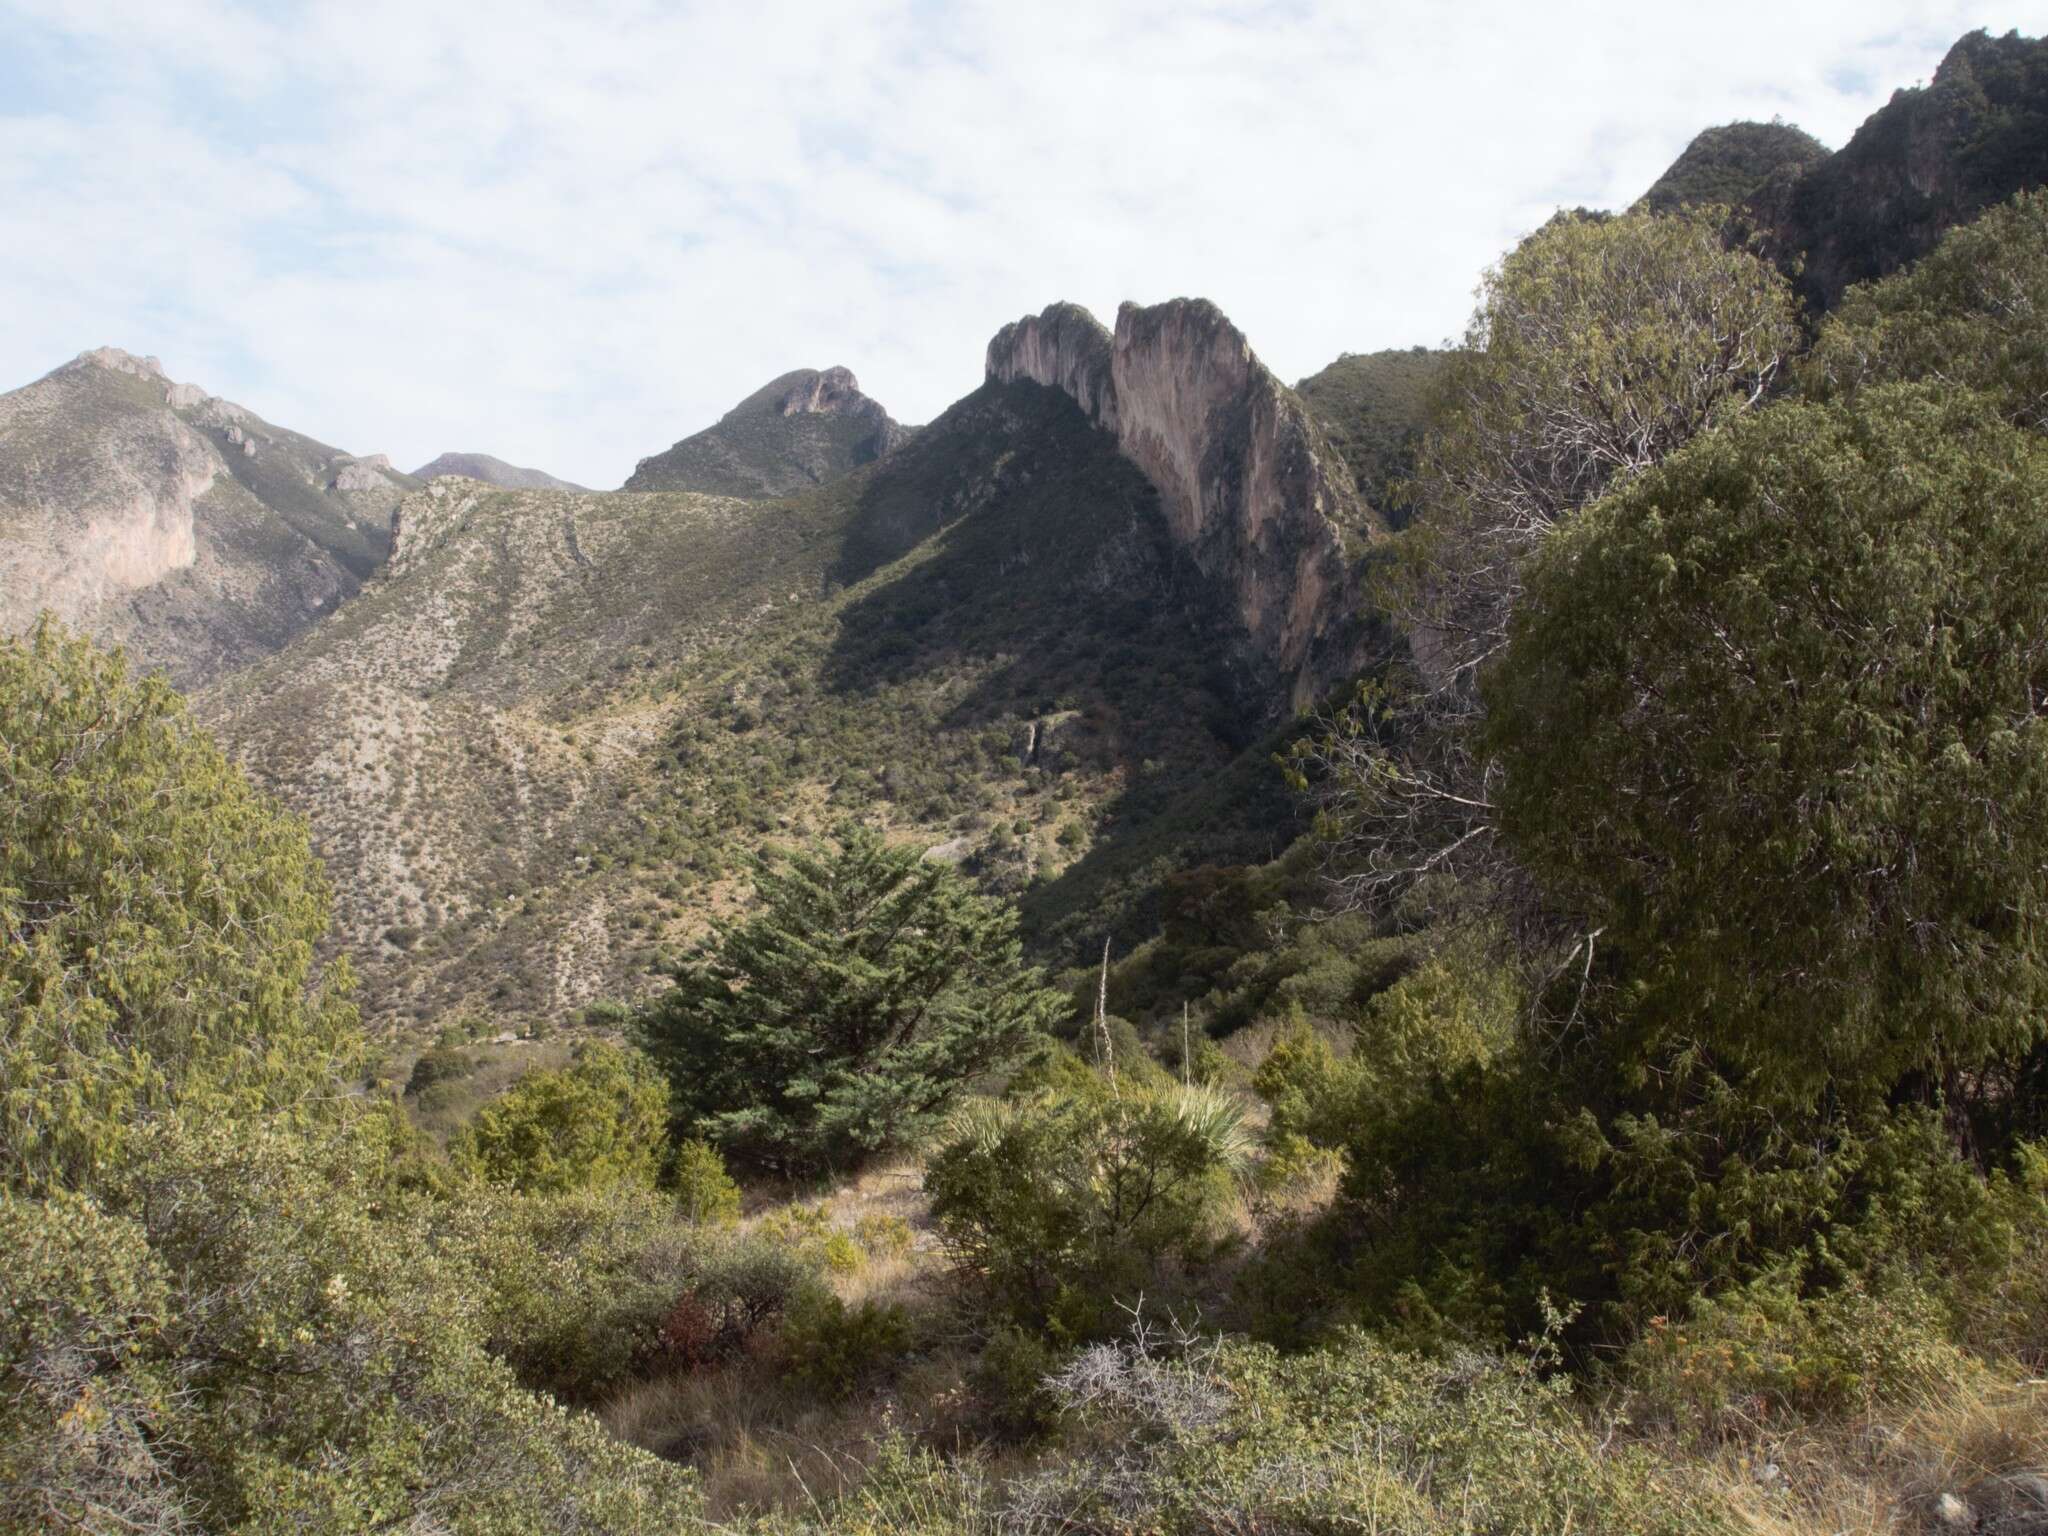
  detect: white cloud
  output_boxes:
[0,0,2026,485]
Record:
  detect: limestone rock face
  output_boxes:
[0,347,408,685]
[984,304,1118,428]
[987,298,1377,710]
[331,456,400,493]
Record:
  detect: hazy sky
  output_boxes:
[1,2,2033,486]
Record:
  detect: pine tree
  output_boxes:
[635,825,1064,1172]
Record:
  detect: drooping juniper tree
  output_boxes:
[636,825,1065,1173]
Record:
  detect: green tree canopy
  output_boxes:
[1802,187,2048,430]
[1486,385,2048,1111]
[0,618,357,1192]
[1396,206,1801,693]
[636,825,1064,1172]
[451,1042,670,1194]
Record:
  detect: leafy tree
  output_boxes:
[636,825,1064,1171]
[451,1042,669,1194]
[1395,206,1800,695]
[0,622,701,1530]
[0,618,357,1193]
[1802,187,2048,429]
[1486,384,2048,1113]
[1298,210,1800,916]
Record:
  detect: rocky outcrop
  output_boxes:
[330,455,400,492]
[984,304,1118,426]
[623,366,910,496]
[987,298,1378,709]
[1742,29,2048,312]
[0,347,404,685]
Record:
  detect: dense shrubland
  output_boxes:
[9,191,2048,1535]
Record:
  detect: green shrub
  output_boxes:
[981,1325,1709,1535]
[780,1290,914,1397]
[927,1083,1252,1338]
[652,1231,816,1370]
[405,1043,478,1096]
[451,1042,669,1194]
[669,1137,742,1225]
[967,1325,1062,1442]
[4,1121,701,1533]
[1623,1271,1976,1438]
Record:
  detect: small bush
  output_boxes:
[654,1233,814,1371]
[451,1042,669,1194]
[669,1137,742,1225]
[928,1083,1252,1338]
[780,1291,913,1397]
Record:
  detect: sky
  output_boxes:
[0,2,2036,488]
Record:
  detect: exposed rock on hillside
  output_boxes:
[988,299,1378,709]
[0,348,412,685]
[1745,29,2048,311]
[623,365,910,496]
[412,452,588,492]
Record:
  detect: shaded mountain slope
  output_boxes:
[1748,29,2048,310]
[988,298,1381,709]
[411,452,587,491]
[623,366,910,496]
[205,379,1292,1031]
[1295,348,1450,528]
[0,348,411,686]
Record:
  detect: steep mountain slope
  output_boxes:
[411,452,587,491]
[622,366,910,496]
[204,367,1299,1032]
[987,299,1381,710]
[1746,28,2048,311]
[0,348,411,686]
[1295,348,1449,527]
[1636,120,1830,214]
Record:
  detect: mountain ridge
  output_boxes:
[0,347,413,687]
[622,365,910,497]
[411,452,587,492]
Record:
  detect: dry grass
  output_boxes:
[1686,1374,2048,1534]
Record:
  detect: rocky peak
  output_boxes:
[1743,28,2048,311]
[986,298,1375,710]
[70,346,169,381]
[623,366,911,496]
[411,452,587,493]
[773,365,869,417]
[985,303,1117,427]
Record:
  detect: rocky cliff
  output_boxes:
[987,299,1377,710]
[0,348,414,685]
[1746,29,2048,312]
[623,365,911,496]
